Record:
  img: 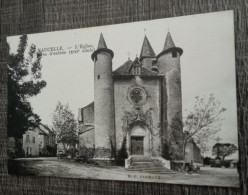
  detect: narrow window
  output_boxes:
[32,137,35,143]
[26,135,30,143]
[97,75,100,79]
[133,67,140,75]
[172,51,177,58]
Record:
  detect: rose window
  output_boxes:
[130,88,145,104]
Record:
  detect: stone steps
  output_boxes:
[131,156,152,162]
[127,158,174,174]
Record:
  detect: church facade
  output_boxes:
[78,32,184,167]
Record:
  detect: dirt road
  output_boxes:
[8,157,239,187]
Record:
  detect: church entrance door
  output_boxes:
[131,136,144,155]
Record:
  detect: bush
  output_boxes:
[223,161,231,168]
[46,145,57,156]
[203,157,212,165]
[66,148,79,158]
[210,161,222,167]
[78,146,95,163]
[7,137,16,158]
[116,137,128,166]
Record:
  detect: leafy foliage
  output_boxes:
[8,35,46,138]
[212,143,237,161]
[203,157,212,165]
[39,145,57,157]
[52,102,78,150]
[7,137,16,158]
[183,94,226,157]
[121,107,153,133]
[116,137,128,166]
[78,146,95,163]
[164,112,184,160]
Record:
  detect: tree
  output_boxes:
[212,143,238,161]
[165,112,184,160]
[52,102,78,155]
[116,137,128,166]
[182,94,226,165]
[203,157,212,165]
[8,35,46,138]
[7,137,16,158]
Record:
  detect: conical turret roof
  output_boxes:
[157,32,183,58]
[139,35,156,60]
[91,33,114,60]
[163,32,175,51]
[97,33,108,49]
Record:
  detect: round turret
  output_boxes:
[92,33,115,161]
[157,32,183,159]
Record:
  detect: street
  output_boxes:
[9,157,239,187]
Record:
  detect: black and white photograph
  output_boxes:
[7,10,239,187]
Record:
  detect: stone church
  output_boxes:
[78,32,186,168]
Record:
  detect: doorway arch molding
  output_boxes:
[126,120,152,157]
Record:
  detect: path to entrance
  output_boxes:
[9,157,239,187]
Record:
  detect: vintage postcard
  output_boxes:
[7,10,239,187]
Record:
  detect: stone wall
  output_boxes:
[81,102,94,124]
[114,76,162,156]
[79,127,95,148]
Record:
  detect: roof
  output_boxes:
[81,101,94,110]
[163,32,175,51]
[112,60,133,75]
[38,123,55,135]
[139,35,156,60]
[97,33,108,50]
[79,125,94,135]
[91,33,114,60]
[113,59,163,77]
[157,32,183,58]
[79,102,95,123]
[24,123,54,136]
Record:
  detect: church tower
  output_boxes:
[91,33,115,162]
[157,32,183,159]
[139,35,156,69]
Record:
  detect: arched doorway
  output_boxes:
[127,123,151,157]
[131,136,144,155]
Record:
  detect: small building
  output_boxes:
[22,124,56,157]
[78,102,95,149]
[185,139,202,164]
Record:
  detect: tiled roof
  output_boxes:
[81,101,94,110]
[157,32,183,58]
[113,59,161,77]
[97,33,108,49]
[163,32,175,51]
[112,60,133,75]
[140,66,160,76]
[38,123,54,135]
[139,35,156,60]
[91,33,114,60]
[79,125,94,135]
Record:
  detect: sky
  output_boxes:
[7,11,238,155]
